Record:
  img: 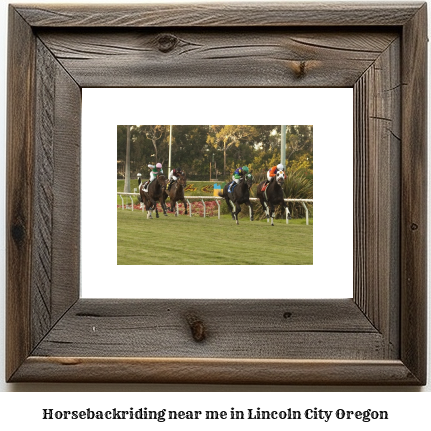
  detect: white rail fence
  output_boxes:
[117,193,313,225]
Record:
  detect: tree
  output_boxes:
[207,125,259,176]
[124,125,131,192]
[140,125,167,162]
[117,125,127,177]
[252,125,279,150]
[117,124,313,181]
[285,125,313,161]
[168,125,211,178]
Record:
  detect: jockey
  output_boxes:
[149,162,163,182]
[263,163,284,190]
[167,167,183,191]
[228,166,249,192]
[233,166,249,183]
[143,162,163,192]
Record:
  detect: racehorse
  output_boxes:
[256,170,290,226]
[138,174,168,219]
[163,171,188,216]
[218,173,254,224]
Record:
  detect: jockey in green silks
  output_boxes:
[228,166,250,192]
[142,162,163,192]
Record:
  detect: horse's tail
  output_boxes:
[218,190,225,198]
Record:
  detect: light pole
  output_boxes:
[124,125,131,193]
[281,125,286,168]
[168,125,172,173]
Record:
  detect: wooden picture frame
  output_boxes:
[6,2,427,385]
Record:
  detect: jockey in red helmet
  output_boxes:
[167,167,183,191]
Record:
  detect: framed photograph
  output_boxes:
[84,88,351,300]
[6,2,427,384]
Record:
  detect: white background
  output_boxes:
[0,0,430,422]
[81,87,353,299]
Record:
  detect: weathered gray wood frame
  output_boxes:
[6,2,427,385]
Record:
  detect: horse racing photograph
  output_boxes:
[117,125,313,266]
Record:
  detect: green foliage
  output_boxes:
[285,125,313,162]
[117,125,313,184]
[283,168,313,218]
[249,150,281,178]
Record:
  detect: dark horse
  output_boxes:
[256,170,290,226]
[138,174,168,219]
[163,171,188,216]
[218,174,254,224]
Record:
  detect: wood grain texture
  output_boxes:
[12,357,420,385]
[31,40,81,350]
[15,2,423,27]
[353,38,401,358]
[6,2,427,385]
[32,299,384,359]
[7,7,81,382]
[400,3,428,384]
[6,7,36,381]
[32,40,56,347]
[37,29,398,88]
[50,51,81,324]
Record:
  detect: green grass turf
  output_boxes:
[117,209,313,265]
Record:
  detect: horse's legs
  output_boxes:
[258,197,268,222]
[281,201,290,222]
[169,198,175,214]
[247,200,254,221]
[262,200,270,222]
[234,202,242,225]
[147,198,160,218]
[172,199,178,216]
[269,203,276,226]
[225,196,234,220]
[182,198,188,215]
[142,195,152,219]
[163,202,168,216]
[229,200,236,220]
[285,202,291,219]
[160,197,168,216]
[228,199,235,220]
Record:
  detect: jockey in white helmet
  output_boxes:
[262,163,284,191]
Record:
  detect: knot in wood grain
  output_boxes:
[11,221,26,246]
[186,315,206,342]
[293,61,307,79]
[410,223,418,231]
[157,34,179,53]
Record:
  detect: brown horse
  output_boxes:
[256,170,289,226]
[218,173,254,224]
[163,171,188,216]
[139,174,168,219]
